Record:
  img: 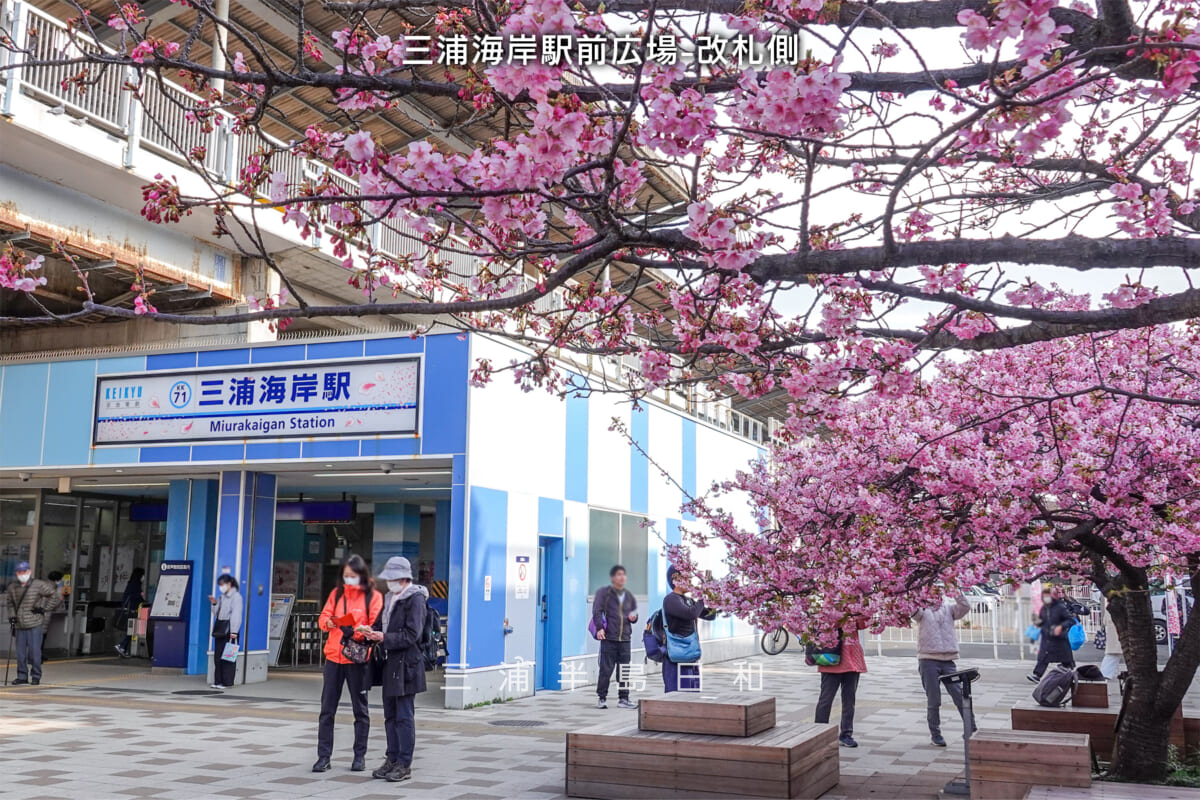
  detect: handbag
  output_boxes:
[1025,623,1041,643]
[221,641,239,662]
[212,618,230,639]
[804,631,844,667]
[665,628,701,663]
[341,637,375,665]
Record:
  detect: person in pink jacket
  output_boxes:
[814,617,869,748]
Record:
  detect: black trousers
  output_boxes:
[382,693,416,767]
[597,639,632,700]
[815,672,860,737]
[317,660,371,759]
[213,636,236,687]
[1033,637,1075,678]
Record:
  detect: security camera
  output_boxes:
[380,463,394,475]
[18,473,31,482]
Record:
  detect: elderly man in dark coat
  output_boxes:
[367,556,427,783]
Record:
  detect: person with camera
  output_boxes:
[5,561,62,686]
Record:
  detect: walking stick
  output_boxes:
[4,617,15,687]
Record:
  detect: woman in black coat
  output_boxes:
[1028,585,1076,682]
[365,556,428,784]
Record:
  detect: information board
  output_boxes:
[267,594,296,667]
[149,561,192,620]
[93,356,420,446]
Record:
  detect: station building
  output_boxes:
[0,0,774,705]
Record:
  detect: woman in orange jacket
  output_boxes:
[312,554,383,773]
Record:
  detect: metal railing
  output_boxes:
[867,594,1104,660]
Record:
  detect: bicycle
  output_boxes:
[760,629,789,655]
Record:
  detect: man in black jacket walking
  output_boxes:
[593,565,638,709]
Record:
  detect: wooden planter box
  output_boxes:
[969,729,1091,800]
[566,720,838,799]
[639,693,776,737]
[1012,701,1186,761]
[1072,681,1109,708]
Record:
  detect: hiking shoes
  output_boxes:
[371,759,396,779]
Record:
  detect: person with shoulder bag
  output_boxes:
[312,554,384,774]
[661,566,717,693]
[364,557,428,783]
[5,561,62,686]
[208,575,242,690]
[814,615,869,748]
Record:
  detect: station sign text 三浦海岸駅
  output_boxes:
[92,357,420,446]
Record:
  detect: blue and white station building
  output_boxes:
[0,0,774,705]
[0,332,770,705]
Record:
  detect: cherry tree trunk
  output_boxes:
[1106,583,1198,782]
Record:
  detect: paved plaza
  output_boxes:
[0,646,1156,800]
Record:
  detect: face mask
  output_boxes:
[1042,594,1052,604]
[344,576,361,587]
[17,573,30,584]
[388,580,403,594]
[222,584,233,595]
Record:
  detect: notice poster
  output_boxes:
[267,594,295,666]
[273,561,299,596]
[302,562,323,601]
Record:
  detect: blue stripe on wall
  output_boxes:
[251,345,306,364]
[681,419,697,521]
[564,382,588,503]
[630,404,649,514]
[96,356,146,375]
[147,352,197,370]
[307,340,364,360]
[92,447,139,465]
[421,335,469,455]
[561,513,589,659]
[360,437,420,458]
[365,337,423,356]
[302,440,361,459]
[191,444,245,462]
[41,360,96,465]
[245,442,302,460]
[538,497,564,536]
[467,486,508,668]
[140,446,191,463]
[198,349,250,367]
[0,363,48,467]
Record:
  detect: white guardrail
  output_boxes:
[867,593,1104,660]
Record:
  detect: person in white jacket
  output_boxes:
[1100,612,1123,680]
[912,594,975,747]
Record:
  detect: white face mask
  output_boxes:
[388,580,404,594]
[222,584,234,595]
[1042,594,1053,604]
[17,573,30,584]
[344,576,361,587]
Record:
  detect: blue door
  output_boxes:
[535,545,547,691]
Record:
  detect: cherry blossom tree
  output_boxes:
[676,324,1200,781]
[0,0,1197,403]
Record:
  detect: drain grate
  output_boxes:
[488,719,548,728]
[171,689,225,696]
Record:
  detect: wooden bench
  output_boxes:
[1011,700,1186,762]
[639,693,776,737]
[969,729,1091,800]
[1028,783,1200,799]
[566,720,838,799]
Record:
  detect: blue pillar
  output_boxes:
[165,479,218,676]
[214,471,276,684]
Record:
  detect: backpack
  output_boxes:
[804,630,844,667]
[1033,665,1077,707]
[420,601,441,671]
[643,609,667,663]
